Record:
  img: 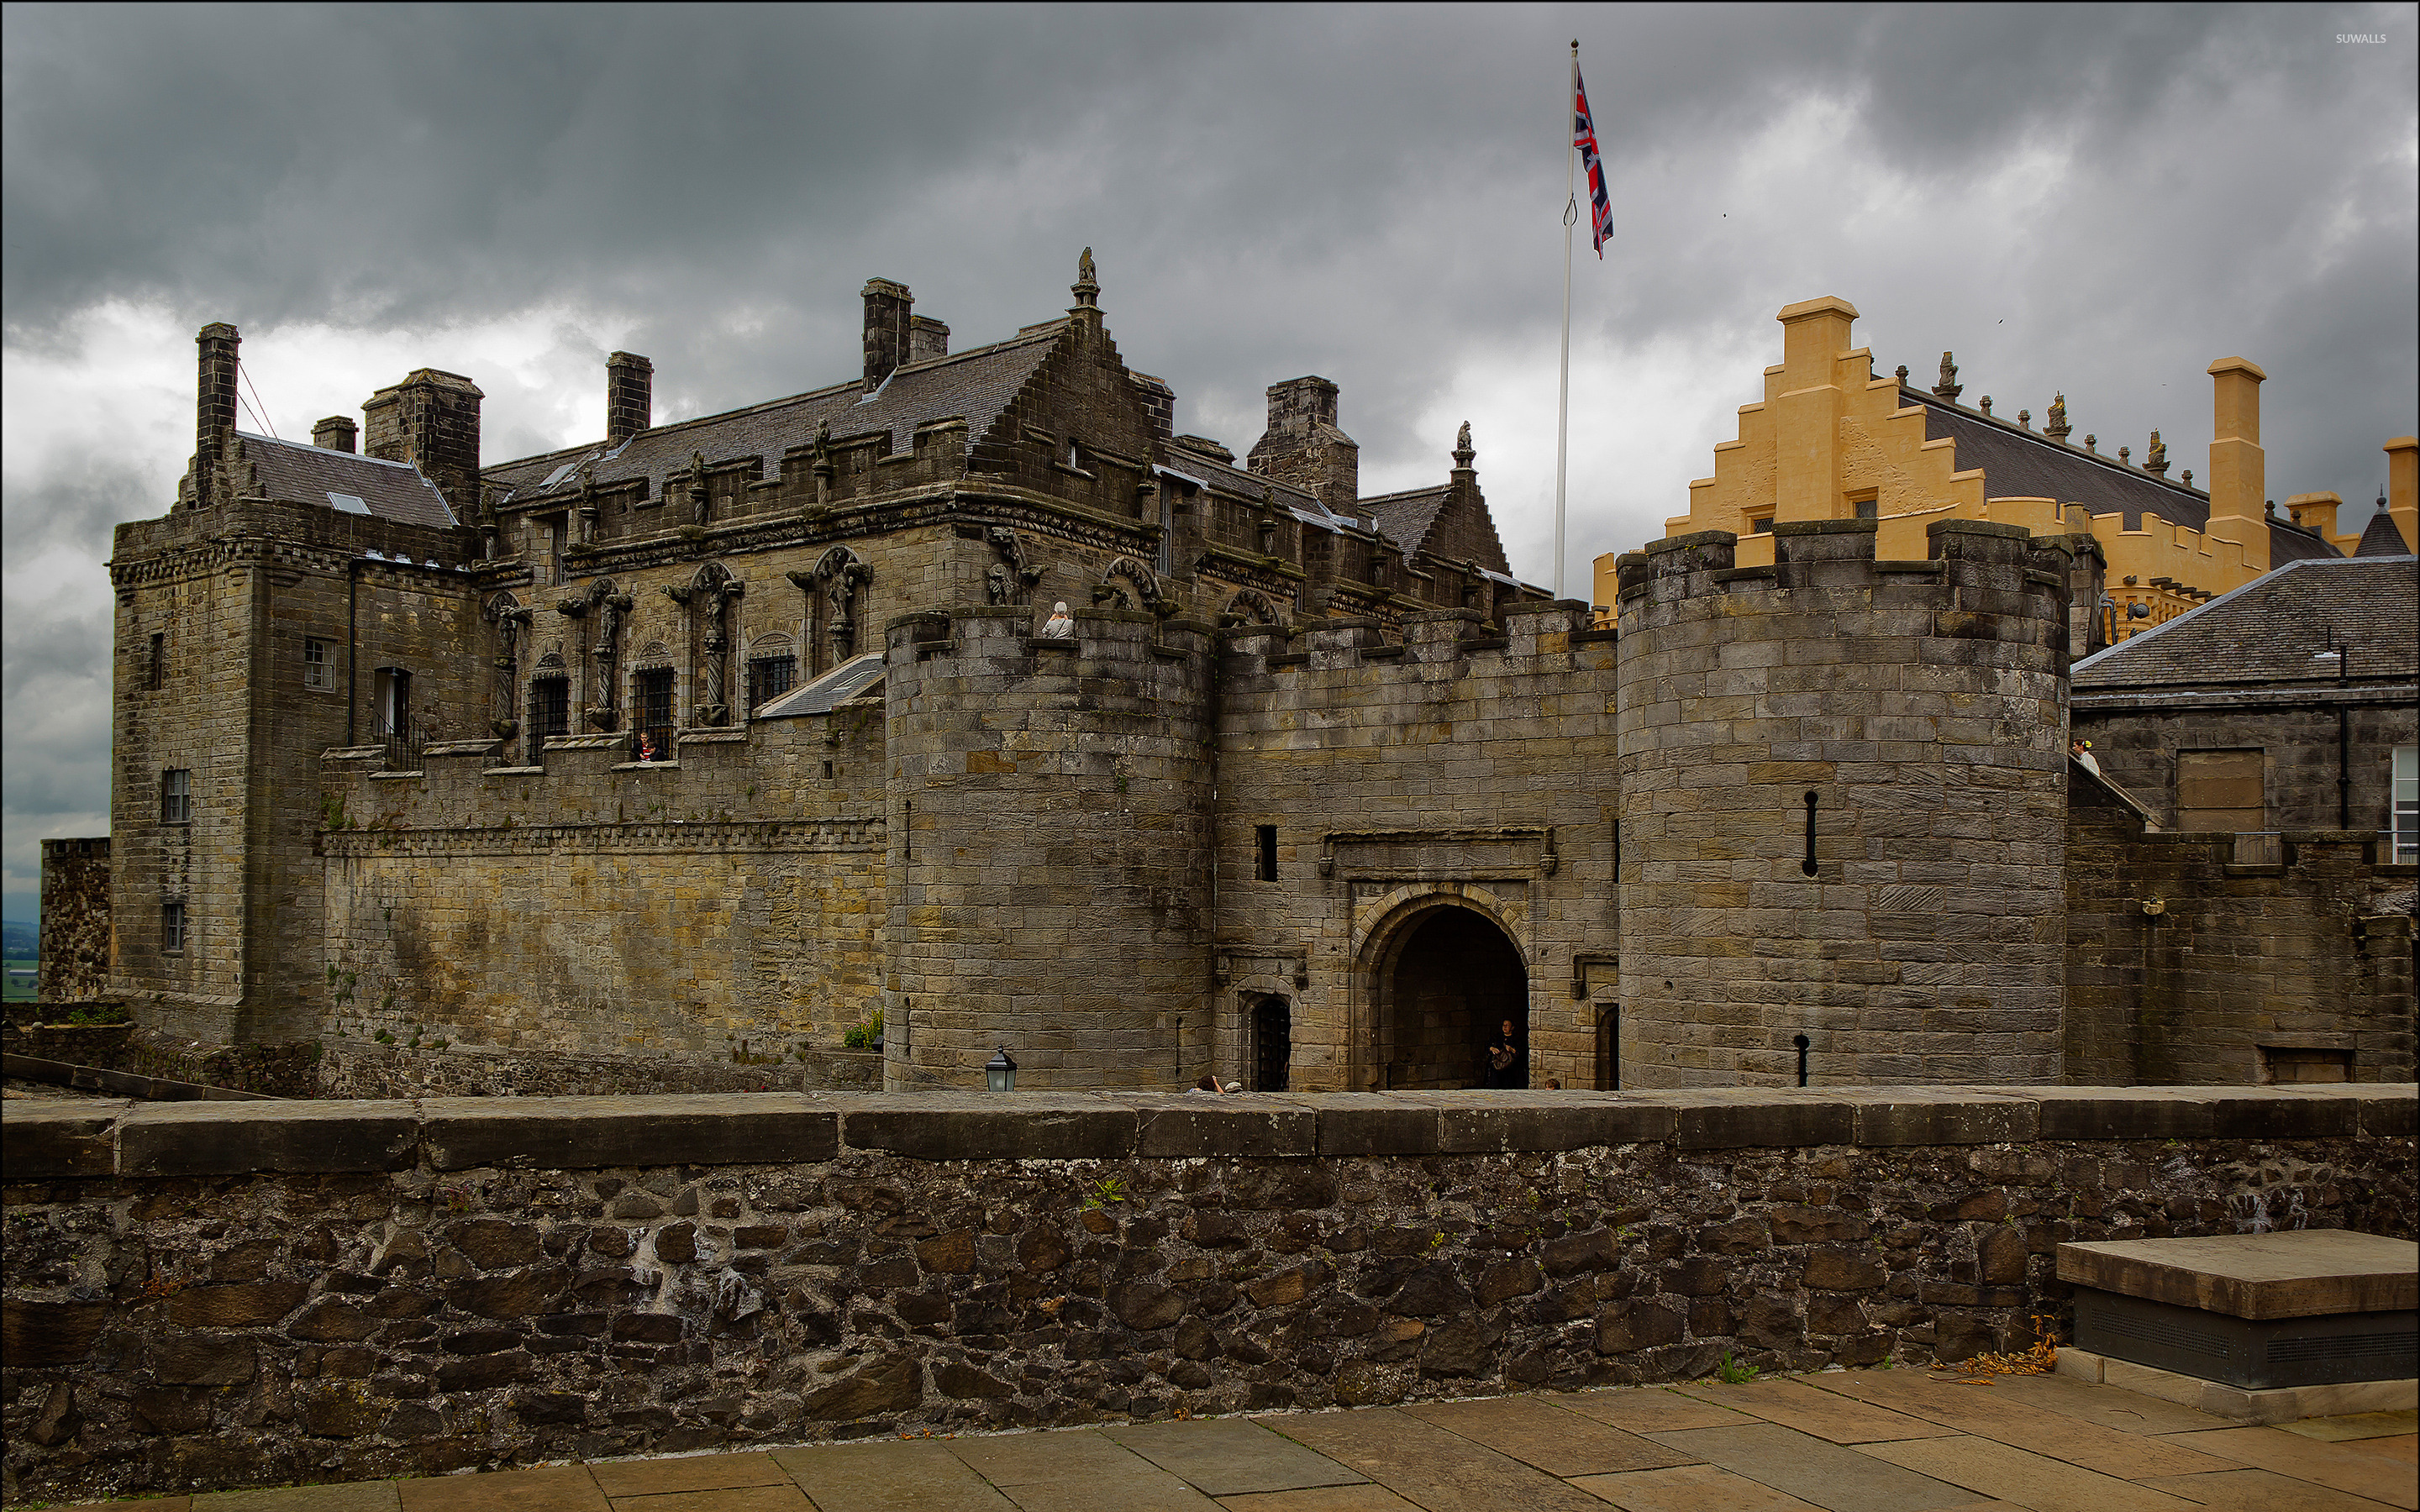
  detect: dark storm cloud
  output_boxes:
[4,3,2414,900]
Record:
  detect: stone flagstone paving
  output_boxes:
[39,1372,2418,1512]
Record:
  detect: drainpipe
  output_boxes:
[345,559,363,744]
[2336,640,2352,829]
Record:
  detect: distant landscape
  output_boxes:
[3,917,35,1003]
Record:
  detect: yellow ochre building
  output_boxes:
[1598,296,2419,635]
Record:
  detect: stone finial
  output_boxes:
[1981,396,1993,416]
[2045,391,2070,443]
[2120,446,2131,465]
[1451,421,1475,472]
[2183,470,2194,487]
[2144,430,2169,476]
[1072,247,1099,308]
[1933,350,1962,402]
[1894,364,1910,385]
[2018,408,2032,430]
[2084,433,2096,454]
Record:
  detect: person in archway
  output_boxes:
[1485,1018,1523,1089]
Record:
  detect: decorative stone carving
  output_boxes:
[808,422,833,512]
[1219,588,1282,627]
[1452,422,1475,472]
[1094,556,1171,616]
[984,528,1043,606]
[2085,434,2097,454]
[1980,396,1993,416]
[797,546,870,659]
[687,450,711,526]
[666,561,744,727]
[1933,350,1962,402]
[481,592,530,748]
[2018,409,2032,430]
[1072,247,1099,307]
[558,577,634,730]
[2045,391,2071,444]
[1894,364,1910,385]
[2145,431,2169,476]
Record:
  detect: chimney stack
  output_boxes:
[908,316,950,364]
[312,416,358,453]
[2204,356,2269,573]
[861,278,913,392]
[2387,436,2419,554]
[1247,376,1359,513]
[194,323,241,508]
[363,368,484,520]
[607,352,653,444]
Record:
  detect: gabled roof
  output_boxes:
[2355,510,2412,557]
[1362,485,1450,554]
[234,432,457,528]
[2071,554,2417,690]
[1160,439,1338,526]
[485,324,1068,506]
[1900,389,2339,564]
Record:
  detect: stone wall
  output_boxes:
[2075,691,2418,833]
[1213,602,1620,1092]
[316,1041,882,1098]
[2065,774,2416,1084]
[1614,519,2075,1087]
[4,1084,2411,1504]
[37,837,111,1002]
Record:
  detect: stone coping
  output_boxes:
[2058,1231,2419,1319]
[3,1084,2409,1182]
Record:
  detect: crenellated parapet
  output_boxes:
[1613,517,2074,1089]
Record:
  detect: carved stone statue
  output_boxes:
[1078,247,1096,285]
[688,450,711,525]
[2045,391,2070,442]
[807,546,870,659]
[1039,601,1076,639]
[2144,431,2169,476]
[667,562,744,726]
[1933,350,1962,402]
[1451,422,1475,473]
[482,594,530,752]
[984,527,1043,606]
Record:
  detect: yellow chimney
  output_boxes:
[2204,357,2268,573]
[2387,437,2418,554]
[1772,297,1859,523]
[2284,492,2358,555]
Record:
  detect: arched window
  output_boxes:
[747,633,797,713]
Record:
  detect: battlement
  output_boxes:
[1619,517,2070,612]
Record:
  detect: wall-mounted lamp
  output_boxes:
[985,1046,1018,1094]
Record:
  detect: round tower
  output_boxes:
[881,604,1215,1090]
[1612,518,2073,1086]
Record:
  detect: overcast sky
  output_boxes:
[3,4,2414,912]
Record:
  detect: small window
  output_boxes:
[161,900,187,955]
[303,637,334,691]
[1849,491,1880,522]
[160,768,192,824]
[148,632,166,690]
[2393,745,2417,864]
[2178,748,2263,832]
[636,667,676,755]
[529,676,570,741]
[748,655,797,711]
[2260,1047,2351,1084]
[1744,507,1776,534]
[1255,825,1278,883]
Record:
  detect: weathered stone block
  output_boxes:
[421,1095,836,1170]
[839,1096,1137,1161]
[118,1101,418,1176]
[166,1282,308,1328]
[0,1101,125,1179]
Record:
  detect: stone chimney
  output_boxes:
[193,323,241,508]
[607,352,653,444]
[2387,436,2419,554]
[862,278,913,392]
[363,368,484,519]
[1247,376,1359,512]
[2284,491,2340,544]
[312,416,358,453]
[2204,356,2268,572]
[908,316,949,364]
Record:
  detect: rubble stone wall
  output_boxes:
[4,1084,2411,1504]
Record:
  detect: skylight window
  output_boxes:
[328,491,371,515]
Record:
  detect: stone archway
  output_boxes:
[1366,900,1528,1090]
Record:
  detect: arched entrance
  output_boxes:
[1249,994,1292,1091]
[1376,906,1528,1089]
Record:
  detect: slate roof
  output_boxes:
[1362,485,1450,554]
[1160,440,1337,526]
[485,324,1068,506]
[234,432,457,528]
[2070,555,2417,690]
[1900,389,2338,565]
[2355,510,2412,557]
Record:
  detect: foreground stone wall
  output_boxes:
[3,1084,2411,1504]
[36,837,111,1003]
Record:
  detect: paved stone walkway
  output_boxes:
[44,1372,2418,1511]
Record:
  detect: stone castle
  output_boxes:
[89,257,2417,1094]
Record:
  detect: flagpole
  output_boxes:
[1555,39,1577,601]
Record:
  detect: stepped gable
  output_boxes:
[233,430,457,528]
[2354,509,2412,558]
[1361,485,1449,554]
[2072,556,2418,690]
[483,322,1068,504]
[1903,388,2338,564]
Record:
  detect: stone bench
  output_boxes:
[2058,1230,2417,1393]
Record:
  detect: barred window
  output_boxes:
[161,900,187,954]
[636,668,676,757]
[303,637,334,691]
[529,676,570,741]
[747,654,797,711]
[160,768,192,824]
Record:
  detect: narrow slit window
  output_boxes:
[148,632,166,690]
[1802,791,1818,875]
[1255,825,1278,883]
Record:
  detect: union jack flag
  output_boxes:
[1573,68,1612,256]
